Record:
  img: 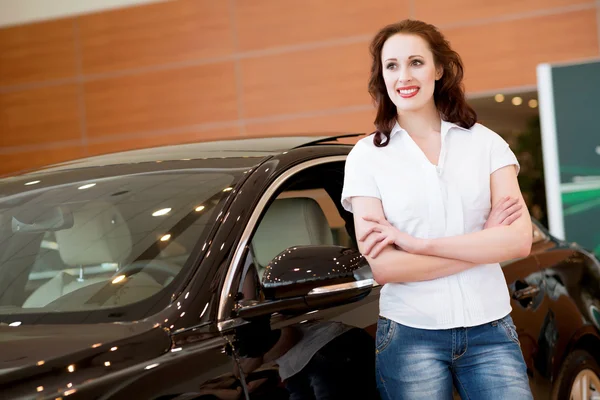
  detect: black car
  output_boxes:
[1,135,600,400]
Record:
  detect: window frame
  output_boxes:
[217,156,348,331]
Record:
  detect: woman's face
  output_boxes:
[381,33,442,114]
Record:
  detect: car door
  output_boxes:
[501,222,554,399]
[217,157,380,400]
[530,225,600,398]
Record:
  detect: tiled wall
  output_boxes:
[1,0,599,175]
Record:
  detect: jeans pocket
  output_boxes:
[498,315,520,345]
[375,317,395,353]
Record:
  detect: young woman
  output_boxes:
[341,20,534,399]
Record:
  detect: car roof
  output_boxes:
[14,134,362,176]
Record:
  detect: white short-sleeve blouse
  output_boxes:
[341,120,520,329]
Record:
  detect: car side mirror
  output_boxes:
[236,245,373,319]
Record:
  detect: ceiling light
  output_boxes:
[222,187,233,192]
[494,94,504,103]
[511,97,523,106]
[9,321,21,327]
[145,363,160,370]
[152,208,171,217]
[67,365,75,373]
[104,361,111,367]
[78,183,96,190]
[195,205,205,212]
[25,180,40,186]
[112,275,126,284]
[37,386,44,392]
[160,234,171,242]
[528,99,538,108]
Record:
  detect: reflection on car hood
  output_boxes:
[0,321,171,394]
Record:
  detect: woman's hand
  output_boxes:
[359,216,425,258]
[484,196,523,229]
[358,195,523,259]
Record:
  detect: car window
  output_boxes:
[247,162,352,283]
[0,170,242,315]
[277,188,353,247]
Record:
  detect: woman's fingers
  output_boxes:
[502,211,522,226]
[495,196,516,212]
[362,232,387,255]
[486,197,519,229]
[359,226,376,242]
[491,196,511,212]
[494,197,517,215]
[369,236,395,258]
[500,203,523,224]
[359,225,383,241]
[505,197,519,209]
[492,196,510,209]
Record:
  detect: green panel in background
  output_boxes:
[538,60,600,257]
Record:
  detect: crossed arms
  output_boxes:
[350,165,532,285]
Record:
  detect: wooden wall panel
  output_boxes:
[0,19,77,86]
[415,0,594,26]
[86,126,241,157]
[447,9,599,92]
[79,0,233,75]
[84,62,238,138]
[0,84,81,147]
[241,43,371,119]
[236,0,410,51]
[2,146,85,174]
[245,108,375,137]
[1,0,599,176]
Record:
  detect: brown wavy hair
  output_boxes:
[368,20,477,146]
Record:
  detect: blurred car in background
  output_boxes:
[1,135,600,400]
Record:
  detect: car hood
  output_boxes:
[0,321,171,398]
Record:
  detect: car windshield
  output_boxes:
[0,166,247,316]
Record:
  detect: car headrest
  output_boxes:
[251,197,333,268]
[55,201,132,266]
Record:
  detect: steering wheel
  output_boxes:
[113,259,182,286]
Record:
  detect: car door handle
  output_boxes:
[512,285,540,300]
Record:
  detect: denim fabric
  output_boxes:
[375,314,533,400]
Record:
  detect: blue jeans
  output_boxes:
[375,315,533,400]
